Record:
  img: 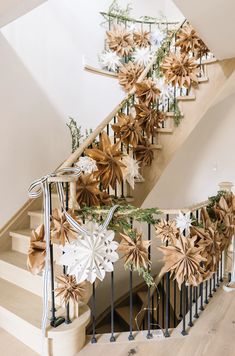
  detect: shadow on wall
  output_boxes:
[0,33,70,227]
[145,92,235,209]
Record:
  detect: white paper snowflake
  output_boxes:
[158,77,171,101]
[75,156,97,175]
[122,155,140,190]
[175,212,192,233]
[133,47,153,67]
[99,50,122,72]
[58,222,119,284]
[150,29,164,47]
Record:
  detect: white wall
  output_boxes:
[143,93,235,210]
[0,0,182,227]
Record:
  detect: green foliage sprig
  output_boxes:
[169,97,183,126]
[66,117,83,153]
[76,204,161,233]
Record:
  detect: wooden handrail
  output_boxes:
[60,20,185,170]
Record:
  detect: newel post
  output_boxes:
[69,181,79,210]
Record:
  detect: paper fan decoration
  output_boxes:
[175,24,210,58]
[27,224,46,275]
[155,219,179,244]
[85,132,125,189]
[75,156,97,175]
[55,275,90,305]
[159,234,206,288]
[111,113,143,147]
[135,103,165,137]
[51,209,79,245]
[118,231,150,270]
[132,47,153,67]
[133,30,151,48]
[118,62,144,91]
[76,173,101,207]
[135,78,161,105]
[99,50,121,72]
[161,52,199,88]
[106,25,133,57]
[59,222,119,284]
[175,211,192,233]
[122,155,140,189]
[134,139,156,167]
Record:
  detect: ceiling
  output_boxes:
[174,0,235,60]
[0,0,46,28]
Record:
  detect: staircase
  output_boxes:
[0,14,234,356]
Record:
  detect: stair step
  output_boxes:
[157,128,173,134]
[201,57,217,64]
[0,249,62,297]
[10,228,61,259]
[28,210,43,229]
[115,305,139,330]
[0,277,90,354]
[177,95,196,101]
[198,76,209,83]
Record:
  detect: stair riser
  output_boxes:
[0,259,43,297]
[11,234,62,260]
[0,306,42,354]
[29,214,43,229]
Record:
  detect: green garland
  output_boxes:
[66,117,83,153]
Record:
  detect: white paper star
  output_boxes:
[58,222,119,284]
[158,77,171,101]
[132,47,153,67]
[150,29,164,47]
[122,155,140,189]
[99,50,122,72]
[75,156,97,175]
[175,212,192,233]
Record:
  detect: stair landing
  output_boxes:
[78,286,234,356]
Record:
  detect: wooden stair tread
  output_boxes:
[157,128,173,134]
[28,210,43,217]
[177,95,196,101]
[10,229,31,239]
[0,250,28,271]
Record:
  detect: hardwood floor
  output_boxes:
[78,286,235,356]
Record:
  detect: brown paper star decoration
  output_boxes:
[118,62,144,91]
[135,103,166,137]
[27,224,46,275]
[51,209,79,245]
[159,235,205,289]
[134,139,156,167]
[118,231,151,270]
[133,30,151,48]
[199,224,221,273]
[155,219,179,244]
[106,25,133,57]
[112,113,143,147]
[76,173,101,207]
[85,132,125,189]
[135,78,161,105]
[161,52,199,88]
[55,275,90,305]
[213,196,235,250]
[98,191,112,206]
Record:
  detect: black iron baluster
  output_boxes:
[110,271,116,342]
[194,286,199,318]
[49,184,65,327]
[181,283,187,336]
[128,269,134,340]
[165,271,170,337]
[213,273,216,292]
[91,283,97,343]
[161,276,165,329]
[188,286,193,327]
[209,278,213,298]
[204,280,209,304]
[220,253,223,282]
[64,183,71,324]
[151,295,154,329]
[216,267,220,287]
[173,280,177,327]
[147,223,153,339]
[179,288,183,319]
[199,282,204,311]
